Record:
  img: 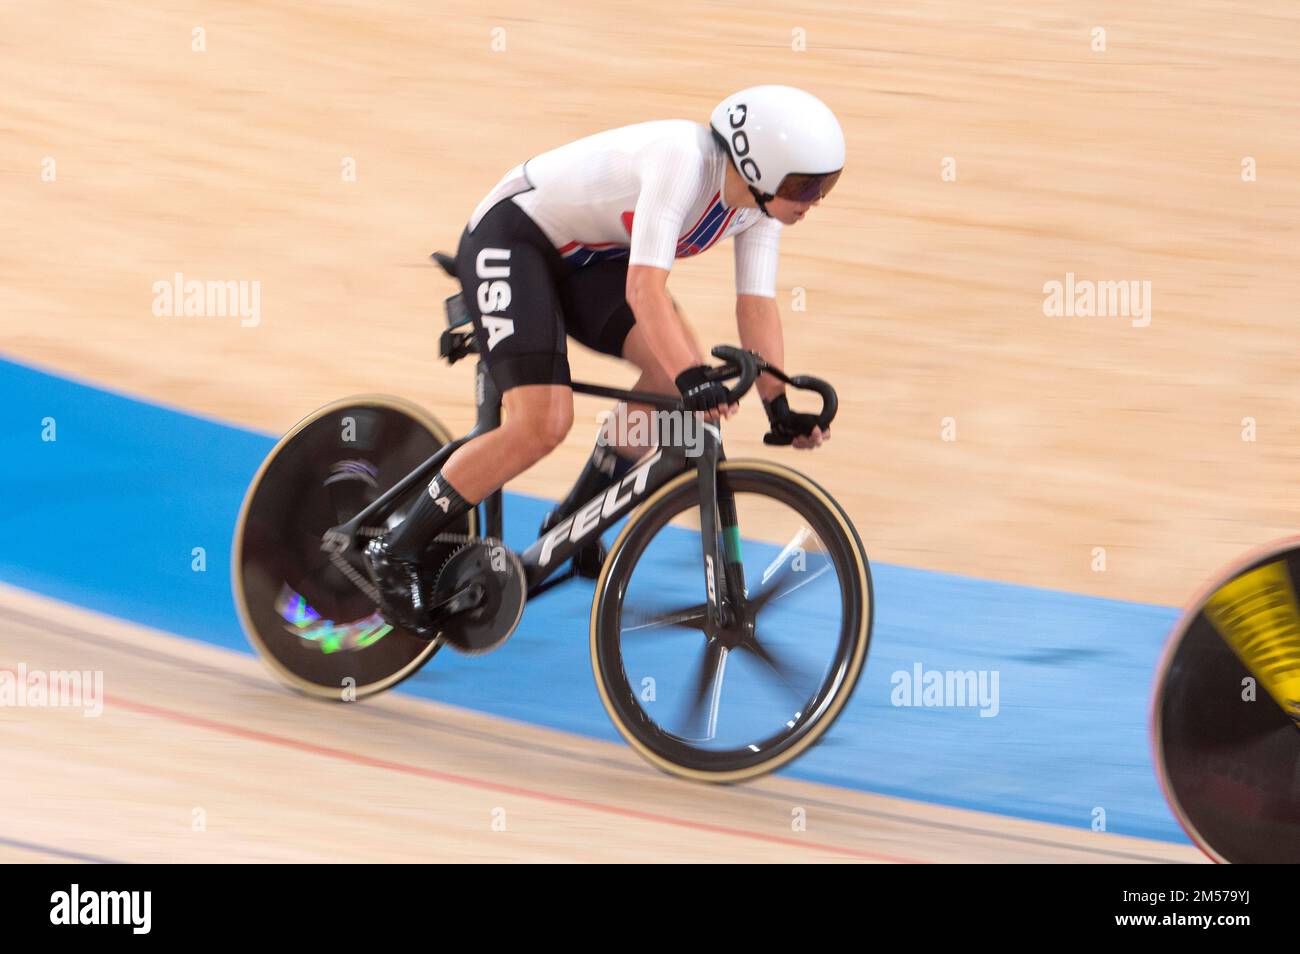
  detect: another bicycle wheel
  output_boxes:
[1152,537,1300,863]
[233,395,476,700]
[591,460,872,782]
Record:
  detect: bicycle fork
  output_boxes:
[689,422,750,741]
[696,422,747,633]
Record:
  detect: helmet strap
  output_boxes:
[748,186,774,217]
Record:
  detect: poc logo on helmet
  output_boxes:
[725,103,761,185]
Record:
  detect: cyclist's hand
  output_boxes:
[676,365,737,420]
[791,426,829,449]
[763,394,828,449]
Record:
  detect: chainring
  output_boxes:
[429,538,526,655]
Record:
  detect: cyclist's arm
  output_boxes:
[733,224,828,448]
[733,217,785,402]
[626,264,700,377]
[738,294,828,448]
[626,143,709,379]
[735,294,785,403]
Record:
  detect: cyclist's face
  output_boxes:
[767,196,819,226]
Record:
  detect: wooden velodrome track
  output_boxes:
[0,584,1196,863]
[3,0,1295,861]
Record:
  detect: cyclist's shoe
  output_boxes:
[539,508,607,579]
[363,538,437,639]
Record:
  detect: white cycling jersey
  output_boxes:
[469,120,782,298]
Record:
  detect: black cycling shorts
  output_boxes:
[454,199,636,392]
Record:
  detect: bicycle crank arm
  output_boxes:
[428,580,485,620]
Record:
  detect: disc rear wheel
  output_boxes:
[232,395,476,700]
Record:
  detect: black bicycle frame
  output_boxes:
[329,358,741,629]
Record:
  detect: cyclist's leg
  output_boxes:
[371,383,572,630]
[382,383,572,596]
[545,261,704,532]
[545,261,642,525]
[385,221,572,556]
[440,384,572,503]
[367,200,574,626]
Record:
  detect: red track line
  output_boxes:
[105,692,920,863]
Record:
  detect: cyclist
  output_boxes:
[367,85,845,636]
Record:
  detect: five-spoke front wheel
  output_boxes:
[591,461,872,782]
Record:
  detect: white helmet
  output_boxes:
[710,85,845,210]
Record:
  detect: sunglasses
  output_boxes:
[773,169,842,203]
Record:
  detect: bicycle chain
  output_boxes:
[327,550,380,604]
[431,531,480,546]
[354,525,478,546]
